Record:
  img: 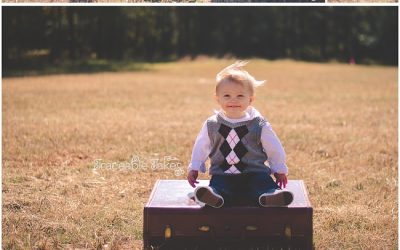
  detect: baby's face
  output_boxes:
[216,81,253,119]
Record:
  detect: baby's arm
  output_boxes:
[187,121,211,188]
[260,121,288,188]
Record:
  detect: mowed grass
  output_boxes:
[3,59,398,249]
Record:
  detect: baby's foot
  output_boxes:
[259,190,293,207]
[194,186,224,208]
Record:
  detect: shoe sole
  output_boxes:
[195,187,224,208]
[260,191,293,207]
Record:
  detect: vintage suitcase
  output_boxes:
[143,180,313,250]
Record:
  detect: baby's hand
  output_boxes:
[187,170,199,188]
[274,173,288,189]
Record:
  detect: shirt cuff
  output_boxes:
[270,163,288,175]
[188,161,207,173]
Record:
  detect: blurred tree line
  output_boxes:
[3,7,398,70]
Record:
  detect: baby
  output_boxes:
[187,61,293,208]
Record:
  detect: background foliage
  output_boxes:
[3,7,398,75]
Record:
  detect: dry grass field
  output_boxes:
[2,59,398,249]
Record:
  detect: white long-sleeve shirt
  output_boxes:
[188,106,288,175]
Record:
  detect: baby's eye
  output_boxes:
[237,95,244,98]
[224,95,230,98]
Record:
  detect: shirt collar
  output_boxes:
[216,106,262,123]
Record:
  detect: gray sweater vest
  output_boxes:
[207,114,271,176]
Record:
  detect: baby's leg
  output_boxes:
[209,175,235,206]
[246,172,280,202]
[248,172,293,207]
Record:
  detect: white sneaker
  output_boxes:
[194,186,224,208]
[259,190,294,207]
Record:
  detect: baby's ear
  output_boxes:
[214,94,219,103]
[250,95,255,103]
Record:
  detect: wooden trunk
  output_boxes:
[143,180,313,250]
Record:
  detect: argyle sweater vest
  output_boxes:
[207,114,271,176]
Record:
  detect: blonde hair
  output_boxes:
[216,61,265,95]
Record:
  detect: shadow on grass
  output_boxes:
[3,59,158,78]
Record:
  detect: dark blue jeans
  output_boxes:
[209,172,279,206]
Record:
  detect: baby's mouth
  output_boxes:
[227,105,241,108]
